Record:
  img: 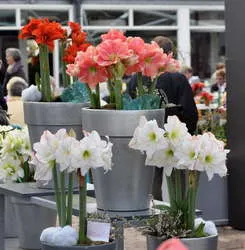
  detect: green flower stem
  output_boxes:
[52,164,62,225]
[174,169,182,202]
[136,72,144,97]
[60,171,66,227]
[66,172,74,225]
[84,83,97,108]
[23,160,30,182]
[60,42,70,87]
[114,79,123,110]
[107,80,115,104]
[95,84,101,109]
[148,76,158,95]
[39,44,52,102]
[166,174,176,211]
[186,170,200,230]
[78,170,87,244]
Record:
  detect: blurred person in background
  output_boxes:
[210,62,225,85]
[211,69,226,93]
[6,76,28,126]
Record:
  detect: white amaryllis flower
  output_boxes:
[56,137,80,172]
[175,135,202,170]
[100,136,113,172]
[31,153,53,182]
[129,116,166,157]
[33,129,67,163]
[71,131,108,176]
[196,133,229,180]
[164,115,190,146]
[0,157,24,182]
[145,143,178,176]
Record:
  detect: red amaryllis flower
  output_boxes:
[191,82,205,93]
[68,21,81,33]
[199,91,213,105]
[32,19,64,51]
[71,32,87,45]
[101,29,127,41]
[19,18,42,39]
[63,43,90,64]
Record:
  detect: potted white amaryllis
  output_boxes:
[129,115,229,250]
[32,128,116,250]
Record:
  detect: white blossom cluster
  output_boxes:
[0,127,31,182]
[129,115,229,181]
[32,129,113,182]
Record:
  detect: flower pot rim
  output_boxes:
[81,107,166,113]
[24,101,89,106]
[147,233,218,241]
[41,240,116,248]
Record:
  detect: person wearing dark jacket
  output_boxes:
[127,36,198,200]
[0,48,27,111]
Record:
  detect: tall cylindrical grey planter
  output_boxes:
[5,196,18,238]
[146,235,218,250]
[12,197,57,250]
[81,108,165,212]
[24,102,87,188]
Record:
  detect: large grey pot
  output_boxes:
[146,234,218,250]
[24,102,87,188]
[41,241,116,250]
[12,197,57,250]
[81,108,165,212]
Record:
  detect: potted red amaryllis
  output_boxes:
[67,29,180,212]
[18,19,90,154]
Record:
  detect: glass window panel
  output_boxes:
[190,11,224,26]
[191,32,225,79]
[134,10,177,26]
[0,10,16,26]
[83,10,128,26]
[21,10,69,26]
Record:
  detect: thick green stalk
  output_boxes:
[66,172,74,225]
[84,83,97,108]
[95,84,101,109]
[148,76,158,95]
[60,171,66,227]
[23,160,30,182]
[174,169,182,202]
[186,170,200,230]
[60,42,70,87]
[107,80,115,104]
[166,174,176,211]
[52,164,62,225]
[39,44,52,102]
[114,79,122,110]
[136,72,144,97]
[78,171,87,244]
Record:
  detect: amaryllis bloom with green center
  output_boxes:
[0,157,24,182]
[129,116,167,157]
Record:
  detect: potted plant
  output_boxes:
[0,126,57,249]
[67,29,180,212]
[31,128,116,249]
[129,115,229,250]
[18,19,91,147]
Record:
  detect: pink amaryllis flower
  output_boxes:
[68,46,108,88]
[124,37,145,75]
[138,41,169,78]
[157,238,188,250]
[101,29,127,41]
[95,39,131,67]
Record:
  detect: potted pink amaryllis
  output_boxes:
[129,115,229,250]
[31,128,116,249]
[67,29,179,213]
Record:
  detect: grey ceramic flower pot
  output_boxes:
[24,101,88,188]
[11,196,57,250]
[81,108,165,212]
[146,234,218,250]
[41,241,116,250]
